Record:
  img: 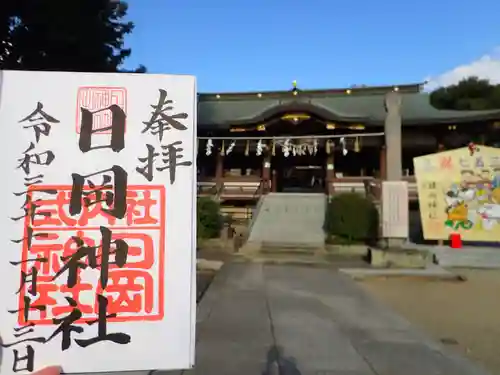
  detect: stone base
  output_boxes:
[198,238,236,253]
[197,258,224,272]
[387,237,406,248]
[325,244,369,257]
[378,237,407,249]
[238,241,262,255]
[368,247,431,269]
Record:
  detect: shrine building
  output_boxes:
[195,81,500,221]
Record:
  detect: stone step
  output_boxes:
[233,253,331,267]
[434,251,500,259]
[433,249,500,268]
[233,252,370,268]
[436,253,500,260]
[435,257,500,268]
[260,248,318,256]
[260,241,322,255]
[437,260,500,269]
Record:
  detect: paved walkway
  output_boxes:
[174,262,491,375]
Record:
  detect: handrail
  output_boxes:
[197,181,218,196]
[252,179,266,200]
[247,188,266,237]
[363,179,380,200]
[215,181,224,199]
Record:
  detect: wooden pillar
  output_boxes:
[271,170,277,193]
[326,154,334,195]
[215,152,224,193]
[262,154,271,194]
[379,145,387,180]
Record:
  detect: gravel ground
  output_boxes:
[359,269,500,375]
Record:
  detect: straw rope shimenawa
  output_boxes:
[197,132,384,141]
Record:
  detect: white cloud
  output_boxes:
[424,47,500,91]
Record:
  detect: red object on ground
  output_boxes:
[449,233,462,249]
[468,142,479,156]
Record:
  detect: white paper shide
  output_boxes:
[0,71,197,374]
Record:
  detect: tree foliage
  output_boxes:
[0,0,145,73]
[324,192,379,245]
[197,197,222,240]
[430,76,500,110]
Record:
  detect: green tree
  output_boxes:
[430,76,500,110]
[197,197,222,240]
[0,0,145,72]
[0,2,20,66]
[324,192,379,245]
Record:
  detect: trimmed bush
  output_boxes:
[324,192,379,244]
[197,197,223,239]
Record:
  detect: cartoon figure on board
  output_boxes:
[444,170,500,231]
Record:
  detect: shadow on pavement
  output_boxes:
[263,346,301,375]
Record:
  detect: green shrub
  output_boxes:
[324,192,379,244]
[197,197,223,239]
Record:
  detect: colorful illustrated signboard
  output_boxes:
[0,71,197,374]
[414,145,500,241]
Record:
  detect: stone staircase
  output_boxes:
[240,193,326,256]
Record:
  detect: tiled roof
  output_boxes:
[197,87,500,128]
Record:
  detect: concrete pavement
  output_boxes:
[174,262,491,375]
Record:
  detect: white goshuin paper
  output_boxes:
[0,71,197,374]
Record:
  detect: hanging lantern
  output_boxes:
[272,140,276,156]
[313,139,318,155]
[325,140,331,155]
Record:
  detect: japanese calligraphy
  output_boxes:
[17,143,55,175]
[142,89,188,141]
[18,102,60,143]
[18,185,165,325]
[78,105,126,153]
[1,73,196,374]
[137,89,192,184]
[439,156,452,170]
[136,142,192,183]
[5,103,59,372]
[423,179,438,220]
[69,166,128,219]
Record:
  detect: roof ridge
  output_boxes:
[198,82,424,99]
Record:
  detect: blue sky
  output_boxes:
[124,0,500,92]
